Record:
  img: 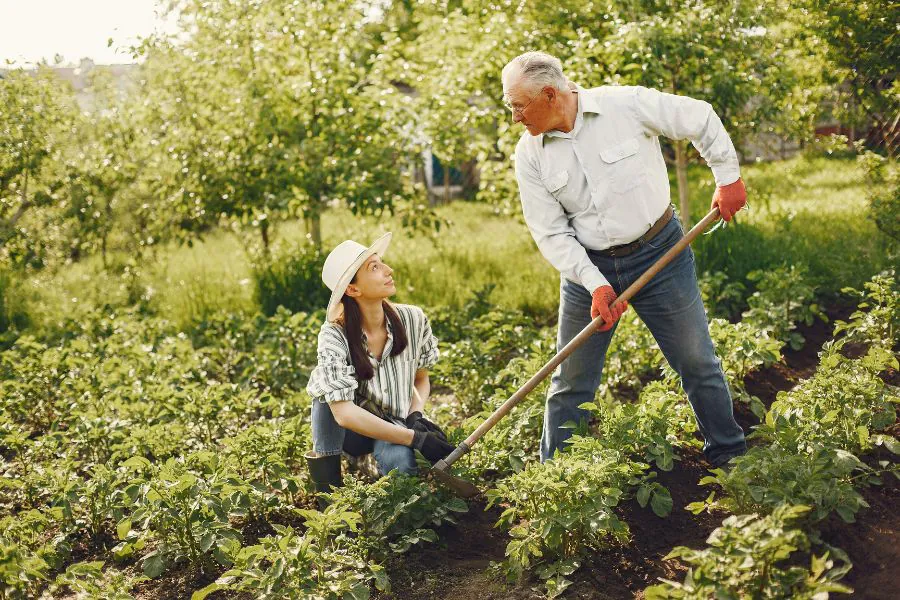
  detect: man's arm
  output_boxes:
[631,86,740,187]
[515,146,609,294]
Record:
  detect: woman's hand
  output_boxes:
[406,411,448,441]
[409,429,454,463]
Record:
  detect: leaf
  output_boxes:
[116,518,132,540]
[650,488,673,518]
[192,583,229,600]
[636,485,651,508]
[142,552,166,578]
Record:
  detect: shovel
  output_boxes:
[430,207,723,498]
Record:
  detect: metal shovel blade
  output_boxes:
[430,460,481,498]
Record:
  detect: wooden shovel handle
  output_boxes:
[436,207,721,469]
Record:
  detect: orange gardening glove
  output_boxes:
[591,285,628,332]
[710,177,747,221]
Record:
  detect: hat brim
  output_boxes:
[325,232,393,322]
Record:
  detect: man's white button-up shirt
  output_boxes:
[514,84,741,294]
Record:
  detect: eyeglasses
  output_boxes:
[502,89,542,116]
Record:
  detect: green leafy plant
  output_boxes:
[663,318,782,419]
[689,444,875,523]
[699,270,748,321]
[833,269,898,350]
[114,455,242,578]
[487,447,645,598]
[646,504,853,598]
[193,508,387,600]
[327,471,468,560]
[741,264,827,350]
[585,382,700,472]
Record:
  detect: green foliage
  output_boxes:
[487,447,644,598]
[741,264,827,350]
[646,504,853,598]
[758,343,898,457]
[251,239,330,316]
[193,511,386,600]
[458,351,552,479]
[0,67,80,269]
[803,0,899,153]
[859,153,899,243]
[327,472,468,560]
[691,444,874,524]
[587,382,701,473]
[690,325,899,523]
[220,418,309,522]
[114,455,242,577]
[600,311,661,398]
[0,269,29,347]
[698,271,747,321]
[44,561,146,600]
[0,509,70,599]
[834,269,899,349]
[430,308,550,416]
[191,306,322,394]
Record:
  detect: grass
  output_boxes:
[21,154,895,334]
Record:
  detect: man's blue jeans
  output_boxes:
[540,216,746,466]
[311,398,418,476]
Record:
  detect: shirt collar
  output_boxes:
[360,317,394,360]
[541,84,598,145]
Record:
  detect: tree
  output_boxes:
[803,0,900,156]
[599,0,795,225]
[0,67,79,266]
[132,0,420,251]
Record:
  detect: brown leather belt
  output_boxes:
[590,205,675,258]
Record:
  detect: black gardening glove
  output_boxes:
[409,429,454,464]
[405,411,448,441]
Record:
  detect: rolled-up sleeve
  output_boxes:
[416,311,440,370]
[306,324,357,403]
[515,143,609,293]
[631,86,740,187]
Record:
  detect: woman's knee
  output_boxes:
[375,444,417,476]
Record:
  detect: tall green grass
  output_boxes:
[21,155,894,333]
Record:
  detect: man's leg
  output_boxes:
[626,220,746,466]
[540,276,617,462]
[372,438,418,476]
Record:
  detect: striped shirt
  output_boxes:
[306,303,440,425]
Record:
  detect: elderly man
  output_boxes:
[502,51,747,467]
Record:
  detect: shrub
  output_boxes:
[251,239,329,316]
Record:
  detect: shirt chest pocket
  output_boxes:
[599,137,645,193]
[541,169,587,215]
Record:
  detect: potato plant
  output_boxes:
[646,505,852,598]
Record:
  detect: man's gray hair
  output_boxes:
[502,51,568,93]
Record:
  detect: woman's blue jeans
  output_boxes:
[540,216,747,466]
[311,398,418,476]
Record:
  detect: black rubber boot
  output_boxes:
[305,453,342,510]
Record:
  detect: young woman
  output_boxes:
[305,232,453,502]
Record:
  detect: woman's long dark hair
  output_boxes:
[341,294,408,381]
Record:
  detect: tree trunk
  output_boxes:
[674,141,690,228]
[0,171,32,249]
[260,219,270,252]
[306,213,322,250]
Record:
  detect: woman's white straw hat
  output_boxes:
[322,232,392,322]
